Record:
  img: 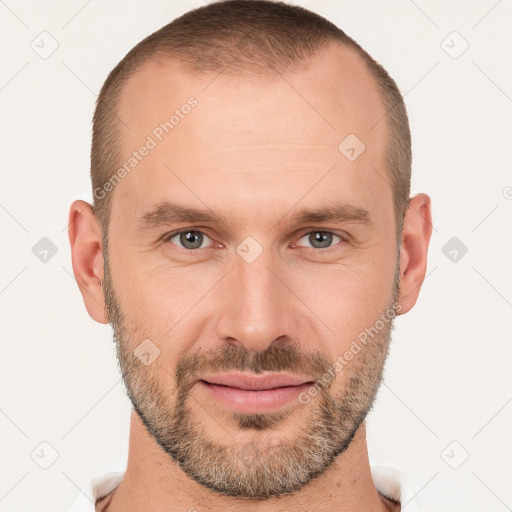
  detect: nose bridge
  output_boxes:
[215,240,293,351]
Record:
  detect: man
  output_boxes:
[68,0,432,510]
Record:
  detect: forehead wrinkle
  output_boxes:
[206,143,330,150]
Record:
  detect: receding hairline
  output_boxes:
[116,38,386,130]
[91,0,411,247]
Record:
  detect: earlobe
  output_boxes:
[396,193,433,315]
[68,200,109,324]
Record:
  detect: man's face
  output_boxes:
[103,42,400,498]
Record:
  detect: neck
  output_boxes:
[104,411,394,512]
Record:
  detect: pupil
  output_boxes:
[311,231,331,248]
[181,231,202,249]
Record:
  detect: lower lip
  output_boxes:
[198,380,313,413]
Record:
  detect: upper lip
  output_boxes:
[200,372,313,391]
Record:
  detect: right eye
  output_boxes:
[165,229,215,251]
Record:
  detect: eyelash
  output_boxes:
[163,228,348,253]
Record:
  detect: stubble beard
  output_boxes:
[102,241,401,499]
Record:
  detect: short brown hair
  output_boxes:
[91,0,411,245]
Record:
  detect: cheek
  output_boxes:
[108,245,211,359]
[107,244,171,337]
[299,254,396,350]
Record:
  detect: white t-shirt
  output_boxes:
[68,465,423,511]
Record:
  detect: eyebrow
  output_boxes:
[137,199,371,231]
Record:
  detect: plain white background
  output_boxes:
[1,1,511,511]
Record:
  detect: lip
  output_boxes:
[197,372,315,413]
[200,372,312,390]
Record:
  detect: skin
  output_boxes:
[68,40,432,512]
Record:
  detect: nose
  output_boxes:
[214,247,298,353]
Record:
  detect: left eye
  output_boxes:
[295,231,343,250]
[166,230,213,250]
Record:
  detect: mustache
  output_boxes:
[175,339,333,390]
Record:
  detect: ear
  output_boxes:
[68,200,108,324]
[396,193,433,315]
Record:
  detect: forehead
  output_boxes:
[112,41,390,226]
[118,41,386,145]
